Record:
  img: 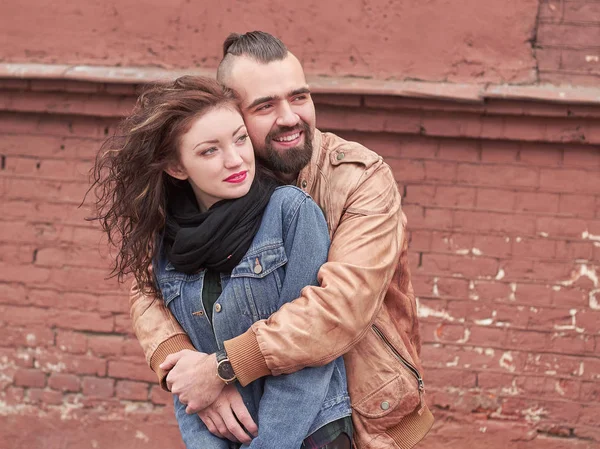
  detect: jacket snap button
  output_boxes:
[336,152,345,161]
[215,304,222,313]
[380,401,390,410]
[254,258,263,274]
[301,180,307,189]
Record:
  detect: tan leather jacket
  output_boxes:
[130,130,433,449]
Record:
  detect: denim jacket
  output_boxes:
[153,186,351,449]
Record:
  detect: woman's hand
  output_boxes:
[198,384,259,443]
[161,350,224,414]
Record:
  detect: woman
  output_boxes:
[90,76,352,449]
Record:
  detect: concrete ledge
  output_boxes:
[1,63,600,105]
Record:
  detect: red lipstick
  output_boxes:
[224,171,248,183]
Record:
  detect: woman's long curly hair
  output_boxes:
[90,76,239,295]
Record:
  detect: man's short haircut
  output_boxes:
[217,31,288,83]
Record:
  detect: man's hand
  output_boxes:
[160,350,225,414]
[198,385,258,443]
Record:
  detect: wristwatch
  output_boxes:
[216,348,237,385]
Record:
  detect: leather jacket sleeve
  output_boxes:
[129,280,195,389]
[225,161,404,385]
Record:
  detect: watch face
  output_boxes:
[217,360,236,382]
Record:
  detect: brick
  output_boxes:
[50,309,114,333]
[472,235,512,258]
[581,382,600,403]
[539,0,562,21]
[122,339,145,357]
[434,186,476,208]
[518,144,563,166]
[426,368,477,388]
[82,376,114,398]
[56,331,87,354]
[2,326,55,348]
[563,146,600,167]
[468,326,507,347]
[114,314,135,335]
[513,283,554,307]
[536,48,562,72]
[512,238,556,258]
[476,188,516,211]
[107,360,156,383]
[477,371,515,391]
[549,332,589,355]
[421,253,498,278]
[423,208,454,229]
[552,286,588,308]
[388,159,425,183]
[558,194,596,218]
[538,23,600,47]
[397,137,438,159]
[115,380,149,401]
[457,163,539,188]
[437,140,480,162]
[506,329,550,351]
[405,185,435,205]
[35,352,106,376]
[150,385,172,406]
[454,210,536,235]
[514,192,560,214]
[564,2,600,23]
[424,160,457,182]
[436,277,471,299]
[88,335,124,357]
[3,386,25,406]
[540,168,600,194]
[408,230,431,251]
[472,281,513,302]
[26,387,63,405]
[48,373,81,392]
[430,231,473,253]
[536,216,588,238]
[480,141,520,163]
[517,376,580,400]
[49,267,121,295]
[14,368,46,388]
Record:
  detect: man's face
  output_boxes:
[225,53,316,176]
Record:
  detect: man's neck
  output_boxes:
[278,172,299,185]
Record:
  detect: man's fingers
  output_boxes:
[159,350,187,371]
[230,397,258,437]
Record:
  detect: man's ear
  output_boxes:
[165,163,188,181]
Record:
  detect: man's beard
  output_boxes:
[257,121,313,175]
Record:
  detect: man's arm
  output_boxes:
[225,162,404,385]
[129,280,196,389]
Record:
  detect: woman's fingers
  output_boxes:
[229,392,258,437]
[198,414,223,439]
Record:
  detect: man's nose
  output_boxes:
[276,102,299,128]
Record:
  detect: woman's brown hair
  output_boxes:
[89,76,238,295]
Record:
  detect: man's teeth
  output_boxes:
[274,132,300,142]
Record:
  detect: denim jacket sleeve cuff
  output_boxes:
[224,329,270,387]
[150,334,196,391]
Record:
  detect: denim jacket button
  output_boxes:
[215,304,222,313]
[380,401,390,410]
[253,258,263,274]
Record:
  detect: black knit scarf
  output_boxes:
[163,175,277,274]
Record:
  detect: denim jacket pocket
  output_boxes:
[156,275,184,308]
[230,241,288,319]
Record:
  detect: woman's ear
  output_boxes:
[165,163,188,181]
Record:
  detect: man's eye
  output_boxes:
[257,104,272,111]
[294,95,308,101]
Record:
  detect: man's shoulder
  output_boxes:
[319,131,382,171]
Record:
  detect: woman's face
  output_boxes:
[169,106,255,210]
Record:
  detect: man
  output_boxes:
[131,31,433,449]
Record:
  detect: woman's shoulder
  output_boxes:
[268,185,313,210]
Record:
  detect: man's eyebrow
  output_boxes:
[191,124,245,151]
[246,87,311,111]
[247,95,278,111]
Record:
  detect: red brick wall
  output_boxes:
[1,80,599,448]
[538,0,600,85]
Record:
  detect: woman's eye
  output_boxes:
[237,134,248,143]
[201,147,217,156]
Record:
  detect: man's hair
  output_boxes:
[217,31,288,82]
